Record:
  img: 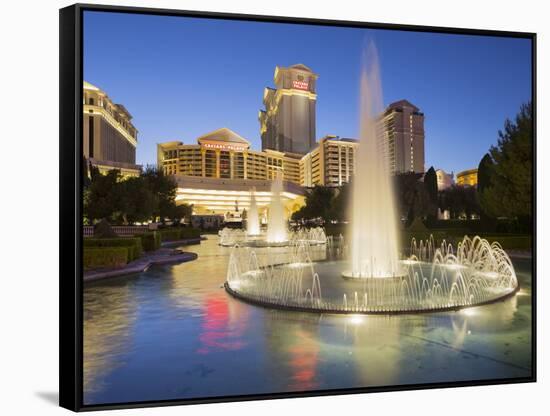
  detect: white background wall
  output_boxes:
[0,0,547,414]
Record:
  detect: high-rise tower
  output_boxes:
[379,99,425,174]
[259,64,318,155]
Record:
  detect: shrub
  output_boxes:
[83,247,128,270]
[93,219,118,238]
[179,227,201,239]
[140,231,161,252]
[159,229,181,242]
[159,227,201,242]
[83,237,143,261]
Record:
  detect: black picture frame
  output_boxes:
[59,3,537,412]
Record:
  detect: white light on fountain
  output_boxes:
[247,187,261,236]
[266,172,288,243]
[348,315,365,325]
[346,42,401,279]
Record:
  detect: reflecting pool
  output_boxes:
[83,237,532,405]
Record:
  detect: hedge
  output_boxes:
[83,237,143,261]
[140,231,161,252]
[159,227,201,242]
[83,247,128,270]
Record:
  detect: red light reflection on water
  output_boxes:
[196,294,248,354]
[286,328,319,390]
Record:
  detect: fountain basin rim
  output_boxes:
[341,270,408,280]
[219,240,327,248]
[223,281,520,316]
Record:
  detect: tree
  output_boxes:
[394,172,431,226]
[439,185,480,219]
[423,166,439,223]
[141,165,178,222]
[477,153,496,226]
[118,176,156,224]
[166,203,193,225]
[83,164,192,226]
[329,182,350,222]
[292,186,335,223]
[478,102,533,226]
[84,167,123,223]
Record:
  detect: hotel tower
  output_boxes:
[259,64,318,155]
[379,99,425,174]
[83,81,141,177]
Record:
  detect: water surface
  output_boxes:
[83,237,532,405]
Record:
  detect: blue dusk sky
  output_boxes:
[83,11,532,175]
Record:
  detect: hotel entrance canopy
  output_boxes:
[173,176,305,216]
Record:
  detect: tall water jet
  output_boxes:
[345,42,401,278]
[247,187,260,236]
[266,172,288,243]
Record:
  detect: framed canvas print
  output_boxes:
[59,3,536,411]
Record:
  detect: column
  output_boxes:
[338,144,342,186]
[230,150,234,179]
[215,150,220,179]
[201,148,206,177]
[345,146,349,182]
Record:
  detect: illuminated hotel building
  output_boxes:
[379,99,425,174]
[158,66,427,215]
[300,136,358,187]
[83,81,141,177]
[259,64,318,155]
[157,128,305,215]
[456,168,478,187]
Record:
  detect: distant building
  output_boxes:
[379,100,425,174]
[157,127,301,184]
[158,66,429,214]
[157,128,305,215]
[456,168,478,187]
[259,64,318,155]
[300,136,358,187]
[159,130,359,190]
[436,169,454,191]
[83,81,141,177]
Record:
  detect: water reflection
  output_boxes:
[197,293,249,354]
[83,237,532,405]
[83,281,137,395]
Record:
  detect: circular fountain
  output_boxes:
[224,235,518,314]
[224,42,519,315]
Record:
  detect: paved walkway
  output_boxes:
[84,248,198,282]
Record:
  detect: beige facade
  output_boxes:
[300,136,358,187]
[83,81,141,177]
[259,64,318,155]
[158,128,301,184]
[379,99,425,174]
[158,129,359,190]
